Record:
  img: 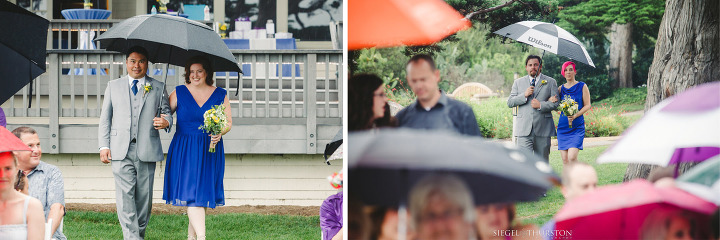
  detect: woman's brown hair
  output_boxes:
[183,55,214,86]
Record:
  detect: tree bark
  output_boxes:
[609,22,634,88]
[624,0,720,182]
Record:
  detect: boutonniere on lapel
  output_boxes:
[142,83,152,97]
[541,80,547,85]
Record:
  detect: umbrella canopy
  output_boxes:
[348,128,558,206]
[0,126,31,153]
[94,14,241,73]
[348,0,470,50]
[676,156,720,205]
[597,82,720,166]
[493,21,595,67]
[0,1,49,104]
[554,179,716,239]
[324,129,343,164]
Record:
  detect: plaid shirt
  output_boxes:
[27,161,66,240]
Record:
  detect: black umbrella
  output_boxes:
[324,129,343,164]
[348,128,559,207]
[0,1,49,105]
[94,14,242,109]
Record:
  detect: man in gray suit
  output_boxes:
[507,55,559,162]
[98,46,172,239]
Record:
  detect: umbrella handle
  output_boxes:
[157,51,171,118]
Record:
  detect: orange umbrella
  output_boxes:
[349,0,471,50]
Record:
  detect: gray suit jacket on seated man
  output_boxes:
[98,46,172,240]
[508,55,559,162]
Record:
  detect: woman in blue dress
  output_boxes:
[550,61,591,165]
[163,56,231,240]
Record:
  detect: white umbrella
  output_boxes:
[597,82,720,166]
[493,21,595,67]
[676,156,720,205]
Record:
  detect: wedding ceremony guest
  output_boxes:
[640,208,708,240]
[0,151,45,240]
[396,54,482,136]
[14,170,28,194]
[475,203,540,240]
[369,207,415,240]
[98,46,172,239]
[409,174,475,240]
[320,191,343,240]
[12,126,66,240]
[539,162,597,240]
[0,106,6,127]
[348,73,396,131]
[163,55,231,240]
[549,61,592,164]
[507,55,559,162]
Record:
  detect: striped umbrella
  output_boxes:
[494,21,595,67]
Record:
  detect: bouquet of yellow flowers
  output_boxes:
[198,105,227,152]
[558,95,579,128]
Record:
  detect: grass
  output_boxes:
[65,211,320,239]
[515,146,628,226]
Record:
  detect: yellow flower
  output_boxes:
[220,24,227,31]
[541,80,547,85]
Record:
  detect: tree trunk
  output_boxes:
[609,22,634,88]
[623,0,720,182]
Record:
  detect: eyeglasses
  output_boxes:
[420,208,463,223]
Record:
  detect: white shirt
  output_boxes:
[128,75,147,89]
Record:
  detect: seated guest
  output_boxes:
[370,207,415,240]
[0,151,46,240]
[409,174,475,240]
[349,73,397,131]
[321,191,343,240]
[12,127,66,240]
[14,170,29,195]
[539,162,597,240]
[640,208,710,240]
[396,54,482,136]
[475,203,540,240]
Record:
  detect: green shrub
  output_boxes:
[467,98,513,139]
[552,103,630,137]
[596,86,647,106]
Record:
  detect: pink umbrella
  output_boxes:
[554,179,716,240]
[0,126,31,153]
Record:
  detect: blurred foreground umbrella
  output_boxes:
[676,156,720,205]
[324,129,342,164]
[348,128,558,207]
[0,126,31,153]
[554,179,716,240]
[493,21,595,67]
[348,0,471,50]
[597,82,720,174]
[0,1,49,105]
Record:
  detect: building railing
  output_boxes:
[2,49,342,155]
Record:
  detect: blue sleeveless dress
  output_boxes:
[557,82,585,150]
[163,85,226,208]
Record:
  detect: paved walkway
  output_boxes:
[495,136,621,149]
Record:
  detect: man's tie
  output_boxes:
[132,79,139,95]
[531,78,536,87]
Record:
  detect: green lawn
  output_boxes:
[516,146,628,226]
[65,211,320,239]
